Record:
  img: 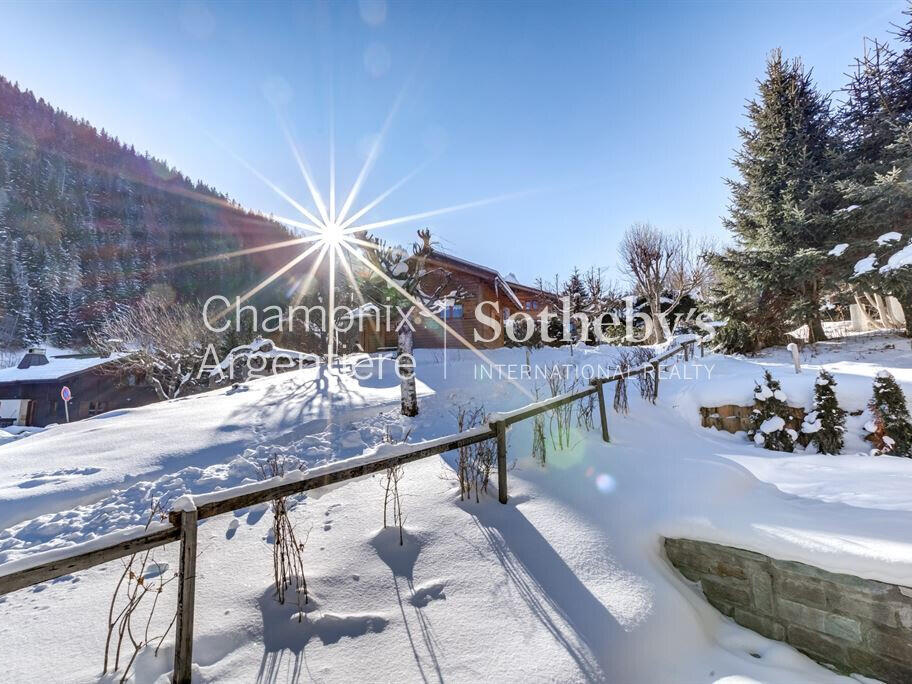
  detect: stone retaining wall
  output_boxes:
[664,537,912,682]
[699,404,806,435]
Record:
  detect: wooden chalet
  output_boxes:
[356,250,555,353]
[0,348,157,427]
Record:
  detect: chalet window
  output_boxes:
[525,301,539,310]
[88,401,108,417]
[439,303,463,319]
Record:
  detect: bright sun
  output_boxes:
[320,222,346,246]
[187,104,530,383]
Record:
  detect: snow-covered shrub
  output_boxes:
[747,370,795,452]
[714,319,754,355]
[802,370,846,454]
[866,370,912,457]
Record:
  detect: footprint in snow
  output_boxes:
[409,581,447,607]
[143,562,170,580]
[246,504,268,526]
[323,503,341,531]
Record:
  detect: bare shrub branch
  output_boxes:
[257,454,309,619]
[103,501,177,683]
[545,364,578,450]
[450,404,496,500]
[89,296,218,400]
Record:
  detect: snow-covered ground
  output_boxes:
[1,335,912,682]
[681,331,912,514]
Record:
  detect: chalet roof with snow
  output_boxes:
[0,349,125,385]
[426,250,547,309]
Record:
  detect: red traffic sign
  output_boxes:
[61,386,72,402]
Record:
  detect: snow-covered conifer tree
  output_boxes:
[710,50,840,348]
[866,370,912,457]
[802,370,845,454]
[561,267,589,315]
[748,370,795,452]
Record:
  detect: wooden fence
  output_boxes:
[0,336,703,683]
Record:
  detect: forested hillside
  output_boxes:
[0,76,296,346]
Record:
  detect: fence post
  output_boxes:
[173,507,198,684]
[495,420,508,504]
[652,361,660,400]
[683,341,690,362]
[594,381,610,443]
[699,339,705,358]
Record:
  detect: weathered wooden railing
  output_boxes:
[0,336,703,682]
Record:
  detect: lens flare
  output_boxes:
[191,90,537,372]
[595,473,616,493]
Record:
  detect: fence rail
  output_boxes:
[0,336,703,682]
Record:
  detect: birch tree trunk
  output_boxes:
[397,327,418,417]
[854,294,876,331]
[898,292,912,338]
[874,293,901,329]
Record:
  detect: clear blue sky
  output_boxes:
[0,0,906,285]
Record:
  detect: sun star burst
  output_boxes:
[188,107,533,394]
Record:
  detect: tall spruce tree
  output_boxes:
[867,370,912,457]
[830,18,912,336]
[712,50,841,349]
[802,370,846,454]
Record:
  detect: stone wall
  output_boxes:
[699,404,806,435]
[664,537,912,682]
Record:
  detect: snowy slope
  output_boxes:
[2,337,912,682]
[0,359,433,531]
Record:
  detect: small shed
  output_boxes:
[0,348,158,427]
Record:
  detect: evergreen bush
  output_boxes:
[748,370,795,452]
[802,370,846,454]
[866,370,912,457]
